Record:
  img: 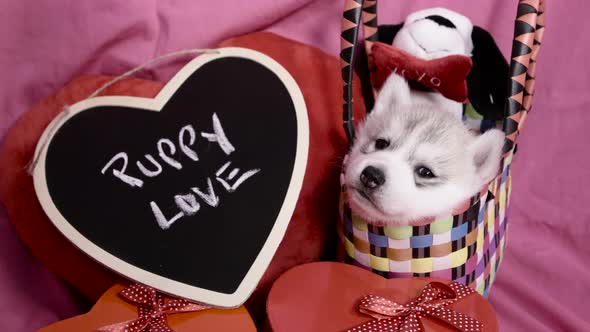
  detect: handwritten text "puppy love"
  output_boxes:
[100,113,260,230]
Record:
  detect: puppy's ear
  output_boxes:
[377,23,404,44]
[359,24,404,113]
[468,129,505,184]
[467,26,509,121]
[372,74,412,114]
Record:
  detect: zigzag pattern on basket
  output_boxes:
[337,0,545,296]
[340,0,363,144]
[520,1,546,131]
[503,0,546,155]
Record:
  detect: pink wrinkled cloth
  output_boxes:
[0,1,588,331]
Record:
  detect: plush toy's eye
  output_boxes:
[416,166,435,178]
[375,138,390,150]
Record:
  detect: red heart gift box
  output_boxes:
[267,262,499,332]
[39,283,256,332]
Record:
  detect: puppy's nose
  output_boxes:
[360,166,386,189]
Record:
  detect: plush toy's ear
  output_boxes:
[467,26,509,121]
[377,24,404,44]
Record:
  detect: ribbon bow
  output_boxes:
[369,42,473,103]
[347,282,483,332]
[96,284,211,332]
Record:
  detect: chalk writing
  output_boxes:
[101,113,234,186]
[192,178,219,207]
[175,194,200,216]
[215,161,261,193]
[158,138,183,170]
[136,155,163,177]
[100,113,261,230]
[101,152,144,188]
[150,201,183,230]
[201,113,235,155]
[149,162,260,230]
[179,125,199,161]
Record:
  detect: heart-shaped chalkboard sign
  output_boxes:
[32,47,309,308]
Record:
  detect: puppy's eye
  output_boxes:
[416,166,435,178]
[374,138,390,150]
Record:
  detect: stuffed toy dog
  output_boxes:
[369,8,508,123]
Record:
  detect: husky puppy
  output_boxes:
[343,74,505,226]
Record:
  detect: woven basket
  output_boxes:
[337,0,546,296]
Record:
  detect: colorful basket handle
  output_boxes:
[339,0,546,157]
[503,0,546,154]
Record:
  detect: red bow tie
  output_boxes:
[369,42,473,103]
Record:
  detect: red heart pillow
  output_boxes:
[267,262,499,332]
[0,32,365,326]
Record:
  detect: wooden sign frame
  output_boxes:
[32,47,309,308]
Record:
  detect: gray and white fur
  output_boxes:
[343,73,505,226]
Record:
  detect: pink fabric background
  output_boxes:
[0,0,587,331]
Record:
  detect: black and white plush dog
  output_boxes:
[375,7,509,122]
[384,8,476,119]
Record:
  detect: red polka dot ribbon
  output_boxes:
[347,282,483,332]
[96,284,211,332]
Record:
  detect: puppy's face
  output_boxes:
[392,7,474,59]
[343,105,504,226]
